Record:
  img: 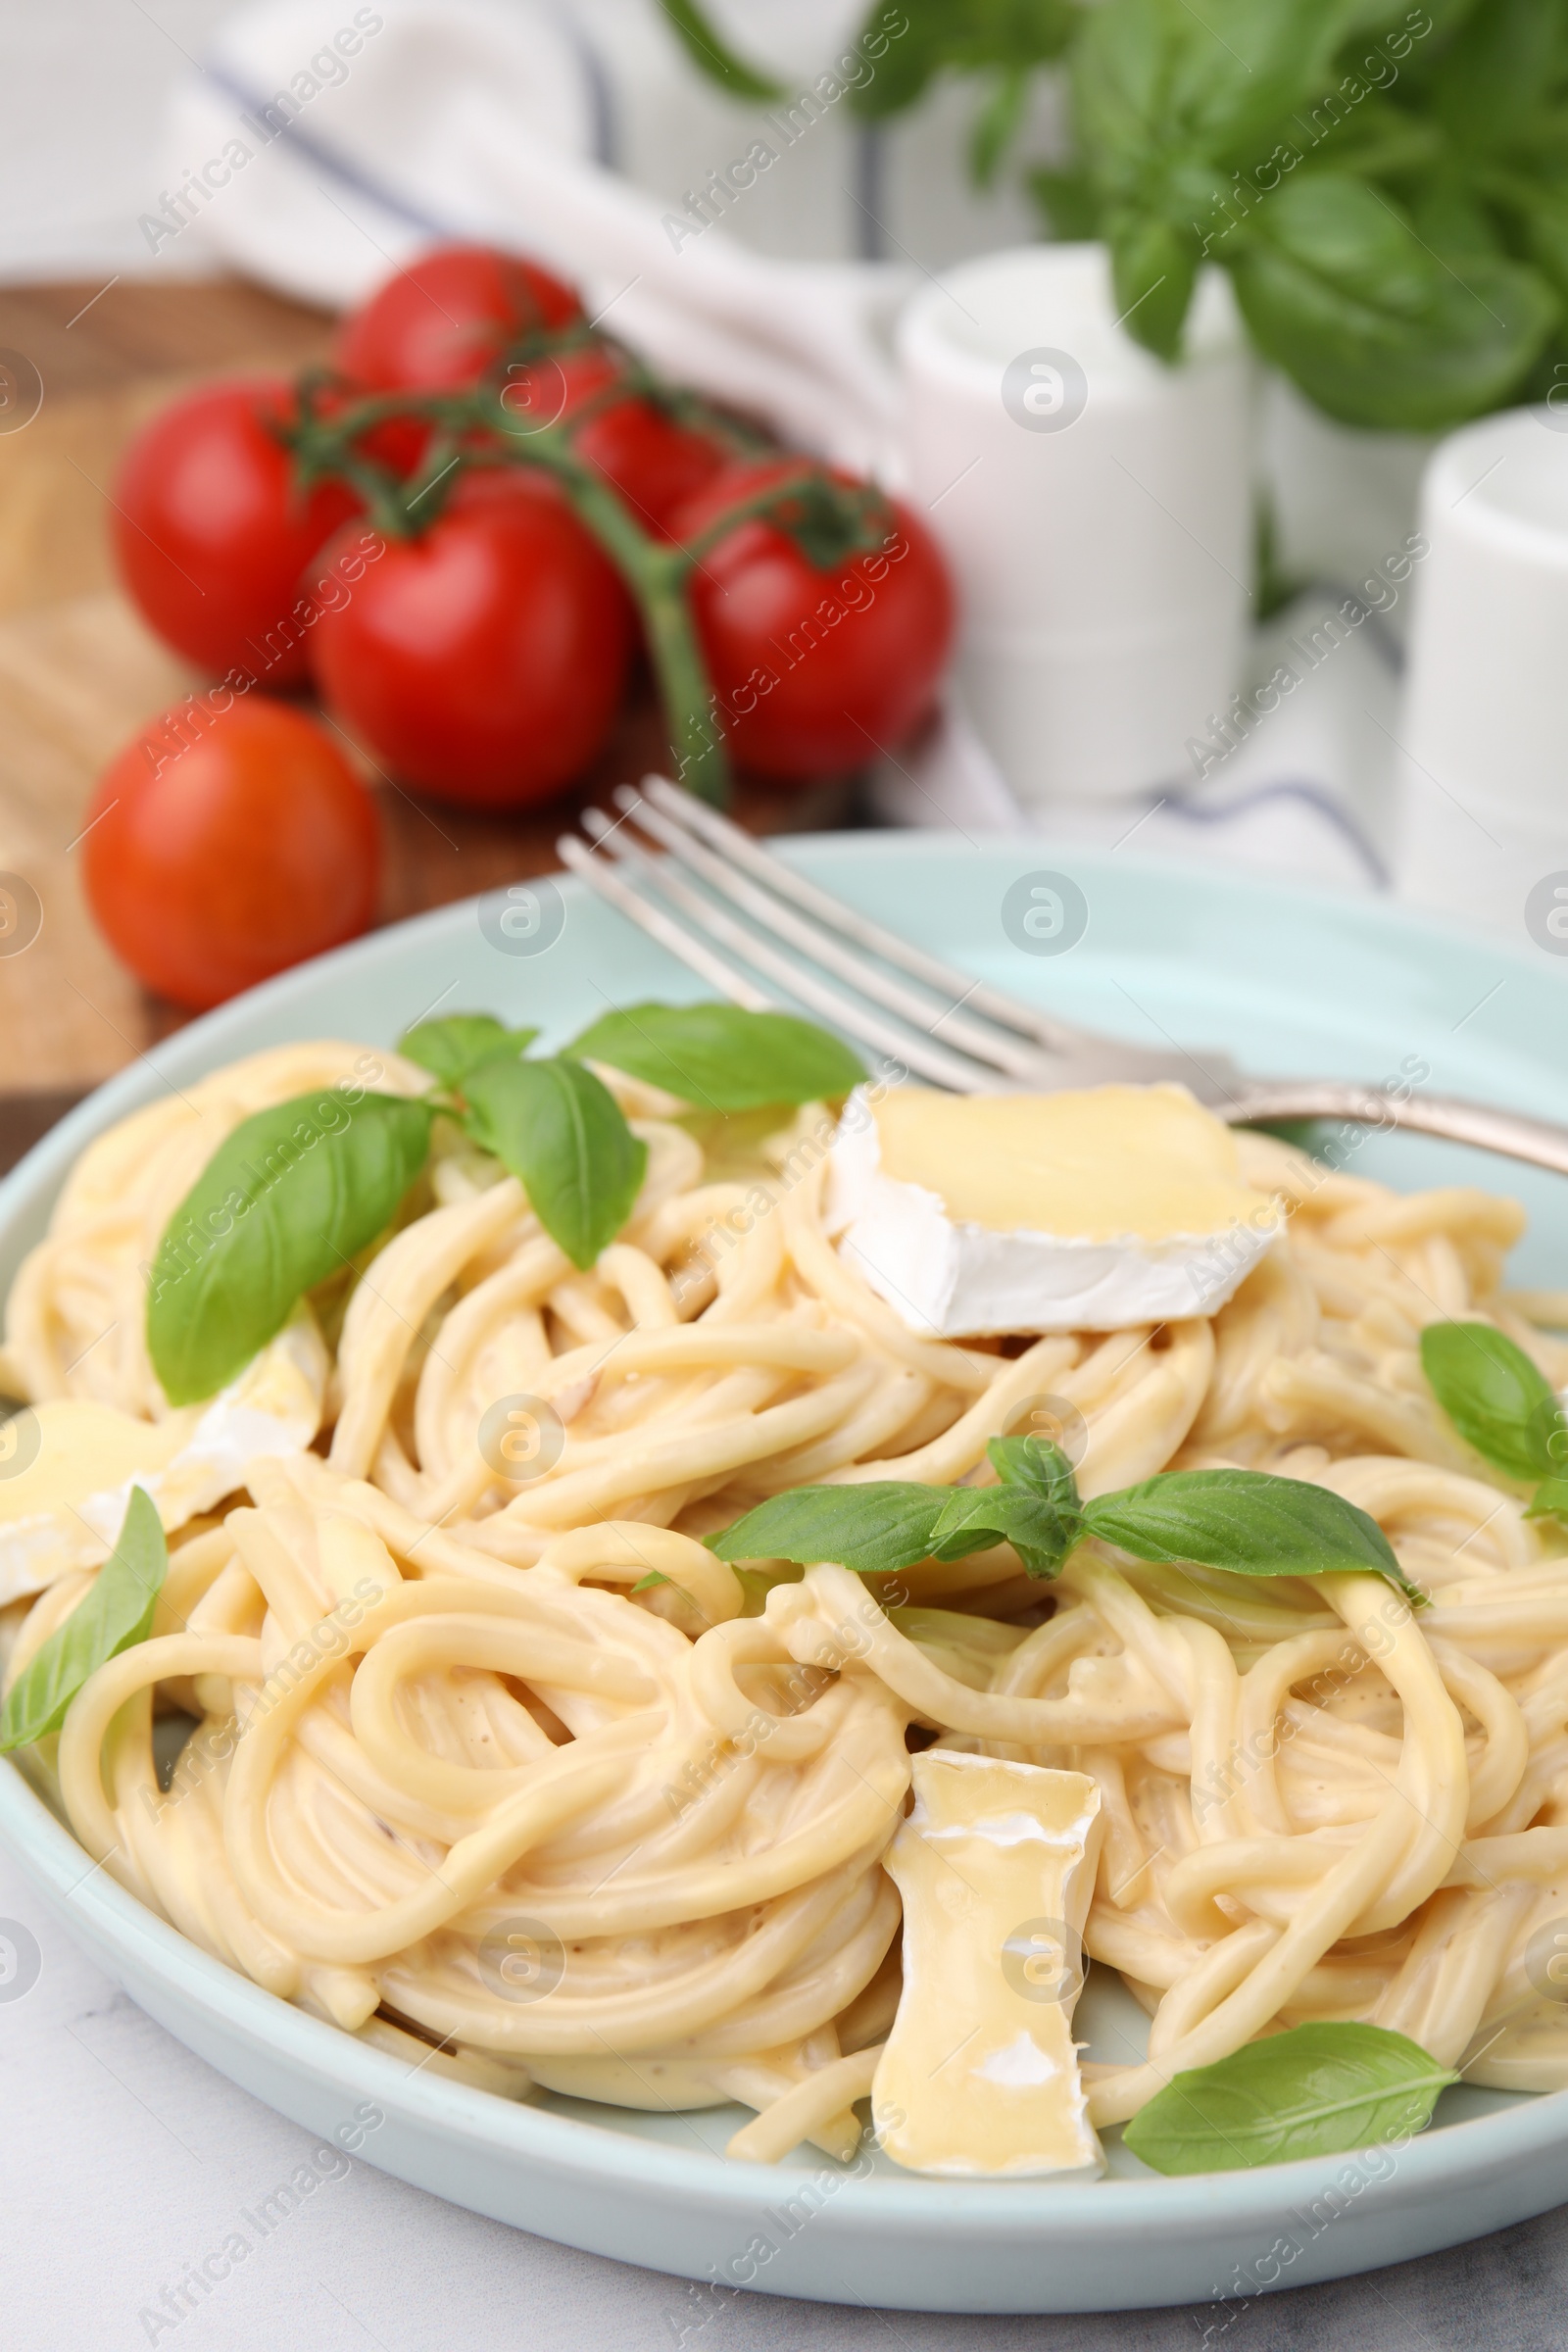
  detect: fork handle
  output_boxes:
[1227,1082,1568,1182]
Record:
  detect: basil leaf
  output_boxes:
[0,1488,168,1750]
[655,0,783,100]
[926,1484,1079,1578]
[1030,163,1104,239]
[1408,175,1509,270]
[1075,0,1346,192]
[1527,1476,1568,1523]
[1420,1320,1565,1483]
[1519,185,1568,318]
[1342,0,1473,37]
[1083,1468,1420,1598]
[1068,0,1362,364]
[462,1054,647,1271]
[1104,209,1200,361]
[922,1434,1087,1575]
[1228,173,1556,429]
[399,1014,538,1088]
[564,1003,864,1111]
[1422,0,1565,157]
[969,64,1032,188]
[148,1091,433,1405]
[709,1485,949,1578]
[848,0,1078,123]
[989,1433,1083,1513]
[1123,2023,1456,2175]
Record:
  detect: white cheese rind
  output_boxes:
[0,1316,327,1604]
[874,1751,1105,2179]
[825,1087,1279,1336]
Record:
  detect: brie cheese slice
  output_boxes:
[0,1316,327,1604]
[874,1751,1105,2178]
[825,1082,1280,1335]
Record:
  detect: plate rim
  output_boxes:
[8,1752,1568,2238]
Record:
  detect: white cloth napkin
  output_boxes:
[162,0,906,473]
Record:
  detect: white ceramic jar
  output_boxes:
[897,243,1253,805]
[1396,407,1568,941]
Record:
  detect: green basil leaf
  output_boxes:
[0,1488,168,1750]
[1228,172,1557,428]
[564,1003,864,1110]
[1420,1319,1565,1482]
[849,0,1078,122]
[1517,184,1568,316]
[398,1014,538,1088]
[1334,0,1474,36]
[655,0,784,100]
[1422,0,1567,157]
[1074,0,1350,193]
[1123,2023,1456,2174]
[462,1054,647,1271]
[845,0,947,119]
[1070,0,1356,361]
[1527,1475,1568,1523]
[708,1484,950,1578]
[148,1090,434,1405]
[1407,173,1508,267]
[1030,163,1104,239]
[969,64,1032,187]
[1083,1467,1421,1598]
[989,1432,1084,1512]
[926,1483,1079,1577]
[1303,89,1444,186]
[1105,209,1200,359]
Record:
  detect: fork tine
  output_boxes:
[638,772,1109,1057]
[577,810,1002,1092]
[556,834,774,1009]
[612,786,1058,1085]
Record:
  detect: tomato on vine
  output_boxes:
[334,243,581,391]
[524,346,728,538]
[308,469,633,808]
[668,464,955,779]
[113,377,361,683]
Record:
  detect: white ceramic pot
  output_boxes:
[897,244,1253,805]
[1396,407,1568,942]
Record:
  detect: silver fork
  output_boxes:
[557,778,1568,1180]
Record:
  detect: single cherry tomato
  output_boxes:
[82,697,380,1009]
[666,464,955,780]
[112,377,361,685]
[308,468,633,808]
[334,244,582,392]
[504,345,727,537]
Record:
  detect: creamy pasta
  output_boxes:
[7,1037,1568,2169]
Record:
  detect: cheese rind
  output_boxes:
[826,1083,1280,1336]
[873,1751,1105,2178]
[0,1317,327,1604]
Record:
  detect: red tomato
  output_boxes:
[334,244,582,391]
[505,345,727,536]
[308,469,633,807]
[112,377,361,685]
[667,464,955,779]
[83,697,380,1010]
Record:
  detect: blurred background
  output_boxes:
[1,0,1563,1131]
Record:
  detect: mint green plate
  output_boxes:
[3,837,1566,2313]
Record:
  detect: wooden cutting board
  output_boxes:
[0,276,852,1152]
